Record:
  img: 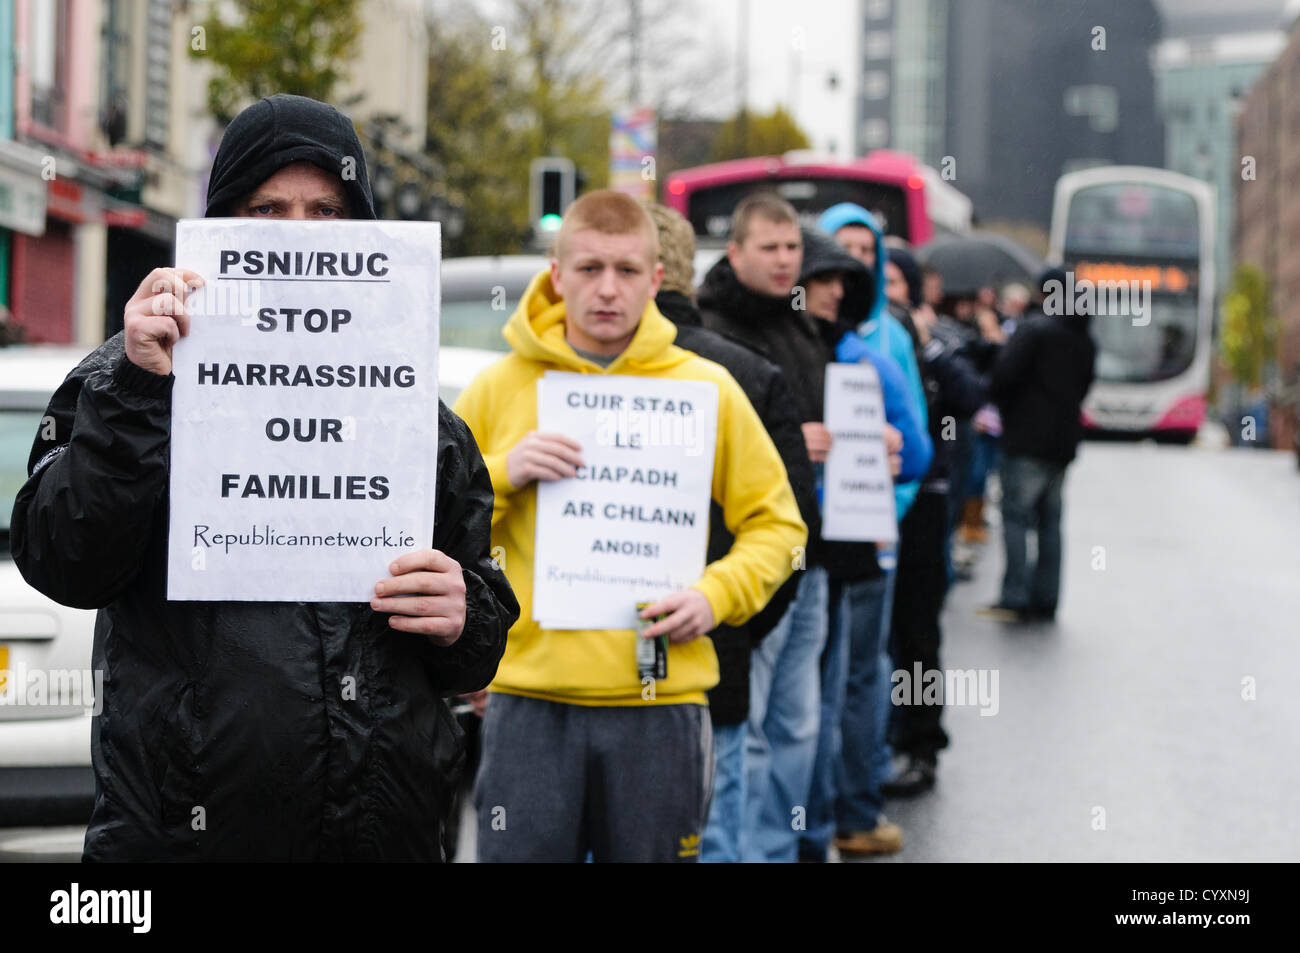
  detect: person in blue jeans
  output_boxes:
[696,195,837,863]
[743,565,829,861]
[795,228,932,860]
[996,455,1066,616]
[981,268,1096,623]
[644,204,821,863]
[815,208,933,844]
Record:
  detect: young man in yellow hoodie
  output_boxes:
[454,190,807,862]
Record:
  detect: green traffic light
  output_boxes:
[538,213,563,231]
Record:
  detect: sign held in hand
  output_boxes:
[532,372,718,630]
[167,219,441,602]
[822,361,898,544]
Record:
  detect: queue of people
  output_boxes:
[8,93,1095,863]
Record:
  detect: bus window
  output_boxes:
[684,179,908,242]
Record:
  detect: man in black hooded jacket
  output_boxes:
[10,94,519,861]
[981,268,1096,623]
[881,246,986,796]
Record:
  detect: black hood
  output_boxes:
[798,228,874,322]
[205,94,376,219]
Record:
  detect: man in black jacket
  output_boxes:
[647,203,818,863]
[10,94,519,861]
[696,193,831,862]
[882,247,986,795]
[981,267,1097,623]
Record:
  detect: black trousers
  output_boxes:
[889,490,951,761]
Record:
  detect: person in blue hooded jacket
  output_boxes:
[797,227,931,858]
[818,203,928,523]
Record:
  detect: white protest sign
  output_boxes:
[822,361,898,543]
[167,219,441,601]
[532,372,719,630]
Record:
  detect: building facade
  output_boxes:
[2,0,431,348]
[1235,19,1300,450]
[1153,31,1283,306]
[854,0,1165,231]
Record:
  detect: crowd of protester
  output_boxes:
[453,191,1096,862]
[11,94,1096,863]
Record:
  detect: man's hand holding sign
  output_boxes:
[506,430,584,485]
[370,549,467,646]
[125,267,204,376]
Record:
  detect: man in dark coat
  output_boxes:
[981,267,1097,623]
[696,193,831,862]
[882,247,987,796]
[793,228,930,860]
[647,203,818,863]
[10,94,519,861]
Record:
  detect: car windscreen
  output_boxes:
[441,299,513,352]
[1,410,41,546]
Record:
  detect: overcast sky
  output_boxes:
[686,0,1295,156]
[693,0,857,153]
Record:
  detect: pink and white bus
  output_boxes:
[1049,166,1216,442]
[663,150,971,247]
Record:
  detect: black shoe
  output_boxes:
[882,756,936,798]
[1026,605,1057,623]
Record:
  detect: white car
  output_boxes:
[0,345,97,828]
[440,254,547,353]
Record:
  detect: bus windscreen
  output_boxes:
[1063,184,1204,385]
[1091,294,1200,383]
[684,178,908,242]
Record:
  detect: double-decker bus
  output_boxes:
[1048,166,1215,442]
[663,150,971,247]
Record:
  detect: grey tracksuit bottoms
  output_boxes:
[474,692,714,862]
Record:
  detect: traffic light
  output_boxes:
[530,157,576,232]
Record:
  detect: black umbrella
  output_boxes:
[917,231,1045,298]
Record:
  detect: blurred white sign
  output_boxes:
[822,361,897,543]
